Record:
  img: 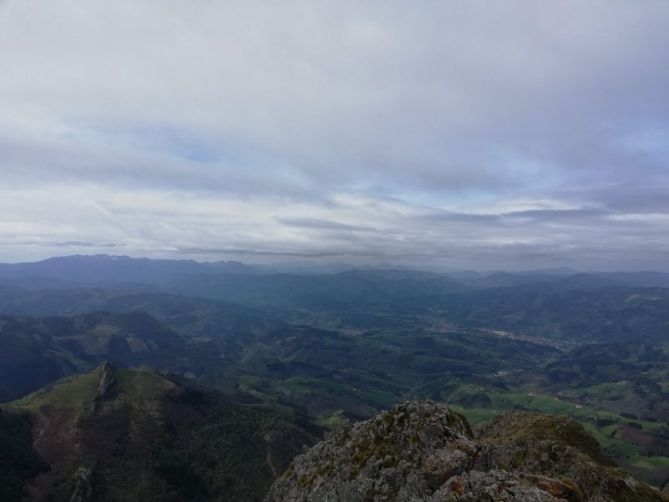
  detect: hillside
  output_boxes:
[0,409,48,501]
[1,305,666,486]
[3,364,319,501]
[0,311,208,402]
[267,401,667,501]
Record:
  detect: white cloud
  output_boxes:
[0,0,668,268]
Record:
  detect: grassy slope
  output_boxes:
[5,365,319,501]
[450,386,669,487]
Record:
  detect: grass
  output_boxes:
[450,406,498,425]
[581,382,630,400]
[115,368,174,402]
[629,454,669,470]
[278,376,398,410]
[11,365,177,414]
[11,369,99,411]
[316,409,347,429]
[441,382,669,486]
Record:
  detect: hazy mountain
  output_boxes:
[0,311,199,402]
[0,255,259,288]
[0,288,279,339]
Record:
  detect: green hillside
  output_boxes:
[3,364,319,501]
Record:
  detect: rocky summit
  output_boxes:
[266,401,667,502]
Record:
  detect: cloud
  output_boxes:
[0,0,668,269]
[277,217,376,233]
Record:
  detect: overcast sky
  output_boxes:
[1,1,668,270]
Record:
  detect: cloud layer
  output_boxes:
[1,1,668,269]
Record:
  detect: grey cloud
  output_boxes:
[176,247,381,259]
[501,208,612,221]
[277,218,376,232]
[0,0,668,269]
[418,211,503,224]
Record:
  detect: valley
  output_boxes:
[1,256,668,498]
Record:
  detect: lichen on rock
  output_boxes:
[265,401,667,502]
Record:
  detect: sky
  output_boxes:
[1,1,669,270]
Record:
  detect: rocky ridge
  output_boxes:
[266,400,667,501]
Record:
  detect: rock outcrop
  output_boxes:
[266,400,667,501]
[69,467,93,502]
[96,362,116,399]
[89,362,116,413]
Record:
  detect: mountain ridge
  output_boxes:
[3,363,320,501]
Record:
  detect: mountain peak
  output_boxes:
[5,366,319,501]
[267,400,666,501]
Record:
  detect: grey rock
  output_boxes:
[431,470,567,501]
[70,467,92,502]
[266,401,666,502]
[89,362,116,413]
[96,362,116,399]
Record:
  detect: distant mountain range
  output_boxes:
[0,254,259,287]
[2,254,669,289]
[2,255,669,344]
